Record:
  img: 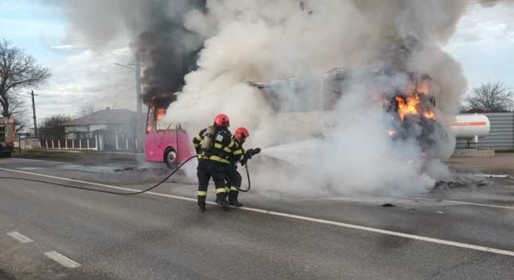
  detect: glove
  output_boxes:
[240,148,261,166]
[241,151,251,166]
[246,149,254,158]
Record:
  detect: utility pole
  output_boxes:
[114,55,144,153]
[31,90,38,137]
[135,52,142,123]
[134,52,143,153]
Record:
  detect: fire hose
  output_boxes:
[0,155,252,195]
[233,163,252,193]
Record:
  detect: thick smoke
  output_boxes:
[47,0,206,105]
[167,0,470,195]
[53,0,477,195]
[478,0,514,7]
[137,0,206,105]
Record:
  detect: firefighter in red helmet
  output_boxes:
[225,127,261,207]
[192,114,236,212]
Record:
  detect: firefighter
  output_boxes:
[192,114,237,212]
[225,127,261,207]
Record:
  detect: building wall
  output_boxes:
[65,125,90,139]
[456,113,514,150]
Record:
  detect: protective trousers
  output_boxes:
[197,160,228,207]
[224,165,242,203]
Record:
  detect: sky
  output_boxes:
[0,0,513,125]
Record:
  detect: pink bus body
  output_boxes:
[145,101,194,165]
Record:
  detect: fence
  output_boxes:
[36,136,138,152]
[40,138,98,151]
[456,113,514,151]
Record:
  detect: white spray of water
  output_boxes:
[260,139,323,171]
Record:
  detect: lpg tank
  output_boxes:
[450,114,490,138]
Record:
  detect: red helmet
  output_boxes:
[235,127,249,141]
[214,114,230,127]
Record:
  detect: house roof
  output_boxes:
[65,109,137,126]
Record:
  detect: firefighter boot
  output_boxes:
[228,190,243,207]
[198,202,206,213]
[198,204,206,213]
[215,193,229,210]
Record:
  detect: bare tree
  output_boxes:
[10,96,28,132]
[39,114,71,140]
[77,104,97,117]
[0,39,51,119]
[464,82,514,113]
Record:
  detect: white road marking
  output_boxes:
[434,199,514,211]
[473,174,511,178]
[379,195,514,211]
[7,231,34,243]
[19,167,45,171]
[0,167,198,202]
[1,167,514,258]
[241,207,514,257]
[44,251,81,269]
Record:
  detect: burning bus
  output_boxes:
[145,67,488,168]
[252,67,490,161]
[251,68,444,147]
[145,95,194,167]
[249,66,490,166]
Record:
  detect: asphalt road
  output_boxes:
[0,158,513,280]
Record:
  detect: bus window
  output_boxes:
[146,103,155,133]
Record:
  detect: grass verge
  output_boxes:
[13,149,138,165]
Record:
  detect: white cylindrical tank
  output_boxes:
[450,114,490,138]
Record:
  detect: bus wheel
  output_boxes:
[165,148,177,168]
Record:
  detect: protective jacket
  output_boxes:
[192,126,236,164]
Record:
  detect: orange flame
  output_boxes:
[396,94,436,120]
[424,111,435,119]
[156,108,166,121]
[396,95,420,120]
[387,130,397,136]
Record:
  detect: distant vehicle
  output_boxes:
[0,118,16,158]
[145,97,194,167]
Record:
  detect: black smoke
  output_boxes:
[138,0,207,107]
[47,0,207,107]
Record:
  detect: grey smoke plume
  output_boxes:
[478,0,514,7]
[47,0,206,105]
[52,0,477,195]
[167,0,470,195]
